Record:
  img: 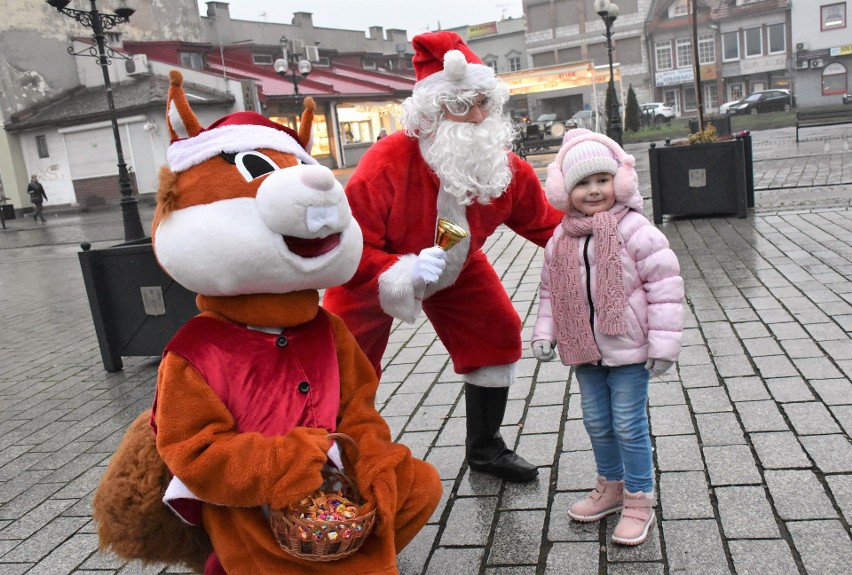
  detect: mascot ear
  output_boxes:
[298,97,316,153]
[166,71,203,141]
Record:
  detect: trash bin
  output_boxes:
[0,204,14,220]
[688,118,699,134]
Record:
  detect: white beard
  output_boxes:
[422,114,515,206]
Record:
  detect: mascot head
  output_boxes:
[152,71,362,296]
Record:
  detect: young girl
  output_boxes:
[531,129,683,546]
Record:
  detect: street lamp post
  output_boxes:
[273,53,313,106]
[46,0,144,241]
[594,0,623,146]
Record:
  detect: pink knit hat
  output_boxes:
[545,128,642,213]
[560,129,619,194]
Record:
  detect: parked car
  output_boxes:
[727,89,796,115]
[571,109,599,131]
[640,102,676,122]
[532,113,566,137]
[843,93,852,105]
[718,99,741,115]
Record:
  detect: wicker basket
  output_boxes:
[268,433,376,561]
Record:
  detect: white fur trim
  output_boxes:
[462,363,517,387]
[415,61,495,94]
[378,254,423,323]
[163,476,200,526]
[167,124,317,172]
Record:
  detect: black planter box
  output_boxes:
[78,236,198,371]
[649,137,751,224]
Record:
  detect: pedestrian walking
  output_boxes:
[27,174,47,223]
[323,31,563,483]
[531,128,684,545]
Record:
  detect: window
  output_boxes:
[341,121,372,144]
[252,54,273,65]
[730,83,745,101]
[703,83,718,111]
[179,52,204,69]
[722,31,739,61]
[105,32,122,47]
[484,59,498,73]
[698,34,715,64]
[671,0,690,17]
[683,86,697,112]
[509,56,521,72]
[36,135,49,158]
[821,3,846,30]
[676,38,692,68]
[822,62,847,95]
[744,27,762,57]
[767,23,785,54]
[362,59,377,69]
[655,41,673,70]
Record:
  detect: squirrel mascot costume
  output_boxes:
[91,71,441,575]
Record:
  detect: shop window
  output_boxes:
[729,83,745,101]
[676,38,692,68]
[36,135,49,158]
[722,31,739,62]
[767,23,785,54]
[822,63,847,96]
[341,121,373,144]
[655,42,673,71]
[821,3,846,30]
[744,27,762,58]
[269,113,330,156]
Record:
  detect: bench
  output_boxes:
[512,124,564,160]
[796,106,852,142]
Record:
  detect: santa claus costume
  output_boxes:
[323,31,562,483]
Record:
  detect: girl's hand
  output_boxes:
[532,340,556,362]
[645,358,674,376]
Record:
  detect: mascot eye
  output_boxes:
[234,151,279,181]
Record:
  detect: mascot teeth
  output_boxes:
[306,205,339,232]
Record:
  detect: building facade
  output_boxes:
[792,0,851,107]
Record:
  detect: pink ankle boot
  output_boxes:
[612,489,656,545]
[568,476,624,522]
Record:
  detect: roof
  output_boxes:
[6,75,233,132]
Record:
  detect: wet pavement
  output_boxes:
[0,123,850,574]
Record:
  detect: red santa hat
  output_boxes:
[167,111,317,172]
[411,31,494,92]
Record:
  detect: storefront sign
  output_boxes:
[739,54,787,75]
[830,44,852,56]
[655,67,694,87]
[468,22,498,39]
[500,62,617,95]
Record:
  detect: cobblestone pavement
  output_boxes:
[0,125,850,574]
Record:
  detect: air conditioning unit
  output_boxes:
[304,45,319,62]
[125,54,148,76]
[809,58,824,69]
[795,59,809,70]
[288,39,305,57]
[795,42,808,51]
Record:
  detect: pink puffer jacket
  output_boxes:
[532,210,684,366]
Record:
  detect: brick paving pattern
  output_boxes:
[0,125,850,573]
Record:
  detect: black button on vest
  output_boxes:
[276,335,288,347]
[298,381,310,393]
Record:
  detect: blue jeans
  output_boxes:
[576,362,653,493]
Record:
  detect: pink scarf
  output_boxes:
[549,207,629,365]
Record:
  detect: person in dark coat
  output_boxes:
[27,174,47,223]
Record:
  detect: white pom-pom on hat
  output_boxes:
[443,50,468,83]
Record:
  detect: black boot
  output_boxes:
[464,383,539,482]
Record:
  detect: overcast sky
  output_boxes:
[196,1,524,38]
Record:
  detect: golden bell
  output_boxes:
[435,218,468,251]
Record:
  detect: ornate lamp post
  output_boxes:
[45,0,144,241]
[593,0,623,146]
[273,52,313,105]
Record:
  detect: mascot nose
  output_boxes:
[300,165,336,192]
